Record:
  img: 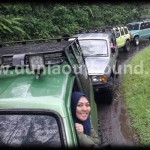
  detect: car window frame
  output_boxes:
[120,28,125,36]
[124,27,129,34]
[78,39,109,57]
[140,23,145,30]
[0,109,67,148]
[144,22,149,29]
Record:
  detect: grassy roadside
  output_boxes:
[122,46,150,146]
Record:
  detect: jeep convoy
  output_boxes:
[0,19,149,148]
[0,38,100,148]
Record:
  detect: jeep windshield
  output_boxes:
[127,23,139,30]
[79,40,108,57]
[0,112,64,148]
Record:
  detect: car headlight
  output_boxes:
[91,75,107,83]
[29,55,45,77]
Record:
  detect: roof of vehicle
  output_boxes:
[128,21,143,24]
[0,39,77,115]
[0,40,73,56]
[113,25,128,29]
[72,32,112,40]
[128,19,150,24]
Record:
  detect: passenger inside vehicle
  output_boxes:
[71,91,101,147]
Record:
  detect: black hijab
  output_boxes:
[71,92,91,135]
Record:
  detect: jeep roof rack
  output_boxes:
[113,24,126,28]
[75,26,114,34]
[0,37,82,68]
[128,19,150,23]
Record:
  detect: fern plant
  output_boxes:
[0,16,29,42]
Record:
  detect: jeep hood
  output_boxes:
[85,57,109,75]
[0,72,73,111]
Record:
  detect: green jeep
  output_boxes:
[0,38,100,148]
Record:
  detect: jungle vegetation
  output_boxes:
[0,2,150,42]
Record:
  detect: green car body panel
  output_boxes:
[0,65,77,147]
[0,39,99,148]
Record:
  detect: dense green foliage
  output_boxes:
[0,2,149,42]
[122,46,150,145]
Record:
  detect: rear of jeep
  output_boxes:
[0,38,99,148]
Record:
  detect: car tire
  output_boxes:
[133,36,139,46]
[123,40,130,52]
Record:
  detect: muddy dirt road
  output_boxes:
[97,40,150,146]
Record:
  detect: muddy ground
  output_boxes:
[96,40,150,146]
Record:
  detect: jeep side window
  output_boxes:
[134,24,140,30]
[71,63,90,99]
[72,41,85,64]
[72,43,83,63]
[72,43,80,56]
[68,45,81,65]
[148,22,150,28]
[145,22,149,29]
[115,30,120,38]
[120,28,124,35]
[124,28,128,34]
[147,22,150,28]
[72,78,80,92]
[140,23,145,30]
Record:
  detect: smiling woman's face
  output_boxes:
[76,96,91,121]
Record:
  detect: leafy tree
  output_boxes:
[0,16,28,42]
[0,2,148,42]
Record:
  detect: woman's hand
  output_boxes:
[75,123,84,133]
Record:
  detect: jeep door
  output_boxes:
[124,27,130,41]
[139,22,148,39]
[115,28,125,48]
[143,22,150,39]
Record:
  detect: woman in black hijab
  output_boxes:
[71,91,101,147]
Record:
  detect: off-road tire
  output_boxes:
[133,36,140,46]
[123,40,130,52]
